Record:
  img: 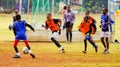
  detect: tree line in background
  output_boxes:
[82,0,108,13]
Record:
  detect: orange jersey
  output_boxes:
[77,20,96,36]
[46,19,60,32]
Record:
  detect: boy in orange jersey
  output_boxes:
[78,16,98,54]
[42,13,65,53]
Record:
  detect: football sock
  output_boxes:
[14,46,19,53]
[84,39,87,51]
[13,40,19,47]
[28,50,33,54]
[27,46,31,50]
[66,31,69,42]
[51,37,61,48]
[70,31,72,42]
[24,41,29,46]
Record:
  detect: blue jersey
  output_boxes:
[13,20,27,40]
[101,14,110,31]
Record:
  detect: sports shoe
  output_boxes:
[95,46,98,53]
[60,48,65,53]
[103,50,109,54]
[30,53,35,58]
[82,51,87,54]
[59,46,65,53]
[13,54,21,58]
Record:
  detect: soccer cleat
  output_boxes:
[59,46,65,53]
[13,54,21,58]
[103,50,109,54]
[95,46,98,53]
[30,53,35,58]
[103,49,107,54]
[60,48,65,53]
[82,51,87,54]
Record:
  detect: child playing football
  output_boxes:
[100,8,114,54]
[78,16,98,54]
[42,13,65,53]
[13,15,35,58]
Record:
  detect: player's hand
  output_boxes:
[78,29,81,32]
[59,29,61,35]
[42,25,45,28]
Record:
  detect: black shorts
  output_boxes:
[65,22,73,28]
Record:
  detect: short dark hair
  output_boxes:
[103,8,108,13]
[86,10,90,13]
[47,13,52,17]
[63,6,67,10]
[16,15,21,20]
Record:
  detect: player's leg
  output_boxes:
[104,32,110,54]
[51,32,65,53]
[101,32,107,53]
[69,24,73,43]
[13,40,21,58]
[24,40,35,58]
[83,39,87,54]
[66,28,70,43]
[87,36,98,53]
[69,28,72,43]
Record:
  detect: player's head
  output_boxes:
[63,6,67,10]
[84,16,89,22]
[85,10,90,16]
[16,15,21,21]
[67,5,71,11]
[102,8,108,15]
[47,13,52,21]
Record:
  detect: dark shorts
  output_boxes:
[65,22,73,28]
[15,34,27,40]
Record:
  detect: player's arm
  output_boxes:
[13,26,16,36]
[26,23,35,32]
[54,19,62,35]
[42,22,48,30]
[91,23,97,34]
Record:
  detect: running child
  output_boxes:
[13,15,35,58]
[78,16,98,54]
[42,13,65,53]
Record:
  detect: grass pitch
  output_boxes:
[0,42,120,67]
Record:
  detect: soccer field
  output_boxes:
[0,14,120,67]
[0,42,120,67]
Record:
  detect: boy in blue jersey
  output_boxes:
[100,8,114,54]
[13,15,35,58]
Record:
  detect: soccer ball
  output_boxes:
[22,47,29,54]
[8,24,13,30]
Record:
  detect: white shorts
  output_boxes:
[101,31,110,37]
[50,32,59,39]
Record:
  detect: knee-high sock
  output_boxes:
[13,40,19,53]
[51,37,61,48]
[70,31,72,42]
[84,39,87,51]
[24,41,31,50]
[66,31,69,42]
